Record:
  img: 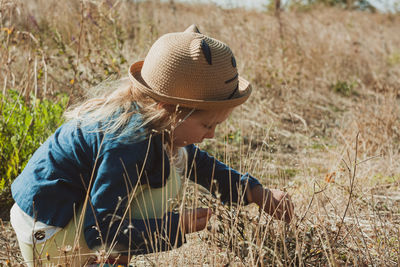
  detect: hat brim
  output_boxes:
[129,61,252,110]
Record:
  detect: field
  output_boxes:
[1,0,400,266]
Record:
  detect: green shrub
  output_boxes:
[0,90,68,191]
[330,80,359,97]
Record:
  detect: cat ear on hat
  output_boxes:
[184,24,201,34]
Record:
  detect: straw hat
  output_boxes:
[129,24,252,110]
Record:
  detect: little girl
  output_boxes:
[10,25,293,266]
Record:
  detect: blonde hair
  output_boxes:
[65,77,193,164]
[65,78,168,137]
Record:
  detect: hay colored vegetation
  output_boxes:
[1,0,399,265]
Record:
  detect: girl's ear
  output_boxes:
[157,102,165,110]
[158,102,177,113]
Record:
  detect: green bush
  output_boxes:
[0,90,68,191]
[330,80,359,97]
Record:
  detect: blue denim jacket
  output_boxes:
[11,117,261,255]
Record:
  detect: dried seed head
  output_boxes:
[62,245,72,253]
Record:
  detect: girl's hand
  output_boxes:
[247,185,294,223]
[181,208,213,234]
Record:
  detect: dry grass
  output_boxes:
[1,0,400,266]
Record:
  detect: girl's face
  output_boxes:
[171,108,232,147]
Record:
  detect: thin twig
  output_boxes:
[334,132,359,244]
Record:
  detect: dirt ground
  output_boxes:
[0,220,23,265]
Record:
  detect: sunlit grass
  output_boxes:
[0,0,399,265]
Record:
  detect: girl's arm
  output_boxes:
[185,144,261,205]
[185,145,294,223]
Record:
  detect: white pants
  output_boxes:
[10,203,94,266]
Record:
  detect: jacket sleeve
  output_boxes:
[83,137,184,255]
[185,144,262,205]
